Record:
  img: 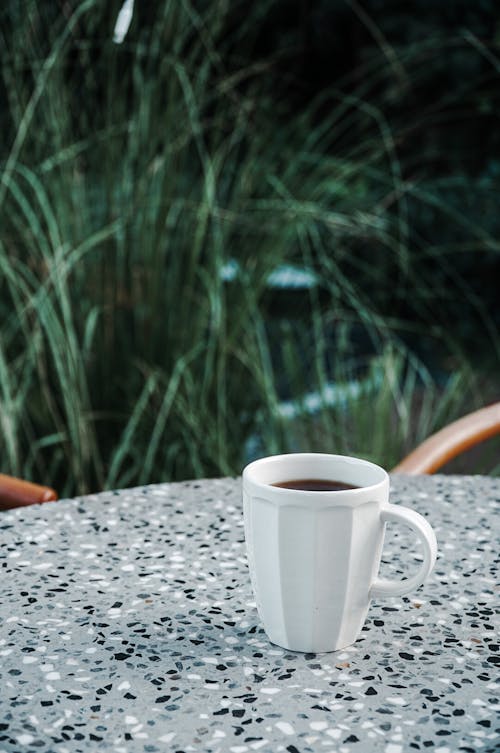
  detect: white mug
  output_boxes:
[242,453,437,653]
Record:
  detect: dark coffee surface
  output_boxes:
[271,478,359,492]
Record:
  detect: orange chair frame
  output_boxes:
[393,402,500,474]
[0,474,58,510]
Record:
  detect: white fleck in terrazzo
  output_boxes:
[0,475,498,752]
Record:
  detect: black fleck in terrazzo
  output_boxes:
[0,475,499,753]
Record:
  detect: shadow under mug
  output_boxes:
[242,453,437,653]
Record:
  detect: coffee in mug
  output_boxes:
[272,479,360,492]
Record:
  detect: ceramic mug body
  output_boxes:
[242,453,437,653]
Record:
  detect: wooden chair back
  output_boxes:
[392,403,500,474]
[0,474,58,510]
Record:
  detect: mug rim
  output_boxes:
[242,452,389,499]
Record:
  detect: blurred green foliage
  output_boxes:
[0,1,498,495]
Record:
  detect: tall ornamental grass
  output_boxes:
[0,1,498,494]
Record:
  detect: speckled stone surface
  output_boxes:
[0,474,498,753]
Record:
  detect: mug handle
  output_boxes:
[370,504,437,599]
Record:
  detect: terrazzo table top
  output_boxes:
[0,474,498,753]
